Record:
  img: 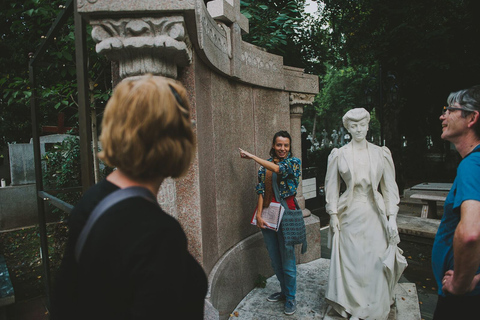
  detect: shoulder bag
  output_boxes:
[272,172,307,254]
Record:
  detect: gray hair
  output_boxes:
[342,108,371,129]
[448,85,480,138]
[447,87,480,115]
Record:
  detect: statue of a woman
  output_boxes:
[324,108,407,320]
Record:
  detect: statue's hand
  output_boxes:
[330,214,340,233]
[387,216,398,237]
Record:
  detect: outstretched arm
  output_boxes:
[239,148,280,173]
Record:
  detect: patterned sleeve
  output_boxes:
[255,165,266,195]
[277,157,301,180]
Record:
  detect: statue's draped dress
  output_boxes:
[326,150,391,319]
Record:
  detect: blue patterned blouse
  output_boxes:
[256,153,301,198]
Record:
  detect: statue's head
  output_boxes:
[342,108,370,142]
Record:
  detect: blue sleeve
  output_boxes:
[277,157,301,180]
[453,154,480,210]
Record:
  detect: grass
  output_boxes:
[0,222,68,300]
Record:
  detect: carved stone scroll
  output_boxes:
[90,16,193,79]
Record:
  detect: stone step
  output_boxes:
[397,215,440,239]
[229,259,421,320]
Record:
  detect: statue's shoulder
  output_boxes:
[381,145,392,157]
[328,147,340,161]
[367,142,387,154]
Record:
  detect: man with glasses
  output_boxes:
[432,85,480,319]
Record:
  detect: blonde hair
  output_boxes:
[342,108,371,129]
[98,74,195,180]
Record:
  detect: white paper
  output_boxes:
[251,201,285,231]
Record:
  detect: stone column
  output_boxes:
[290,93,315,217]
[90,16,193,81]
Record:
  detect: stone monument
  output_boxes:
[76,1,319,318]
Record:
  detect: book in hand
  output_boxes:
[250,201,285,232]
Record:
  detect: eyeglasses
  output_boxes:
[442,106,466,115]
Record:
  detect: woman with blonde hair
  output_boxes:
[52,75,207,319]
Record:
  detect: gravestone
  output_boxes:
[9,134,75,186]
[8,144,39,186]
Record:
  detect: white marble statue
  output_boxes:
[324,108,407,320]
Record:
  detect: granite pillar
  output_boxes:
[290,92,315,217]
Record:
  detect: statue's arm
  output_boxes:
[380,147,400,240]
[380,146,400,217]
[325,148,340,216]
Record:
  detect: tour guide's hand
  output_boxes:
[256,215,268,229]
[239,148,254,160]
[442,270,480,295]
[330,214,340,233]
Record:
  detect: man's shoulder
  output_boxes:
[458,151,480,172]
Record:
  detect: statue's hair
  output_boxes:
[342,108,371,129]
[98,74,195,180]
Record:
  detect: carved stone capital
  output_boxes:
[289,93,315,106]
[90,16,192,79]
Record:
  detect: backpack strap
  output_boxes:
[75,186,157,263]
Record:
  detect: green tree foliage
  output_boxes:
[319,0,480,148]
[317,0,480,186]
[240,0,315,68]
[0,0,111,148]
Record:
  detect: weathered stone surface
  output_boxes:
[207,216,321,320]
[8,144,37,186]
[0,185,56,231]
[397,215,440,239]
[229,259,421,320]
[76,1,320,317]
[90,16,192,79]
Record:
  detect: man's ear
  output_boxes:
[468,111,480,128]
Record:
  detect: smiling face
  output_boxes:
[346,118,369,142]
[272,136,290,159]
[439,102,470,143]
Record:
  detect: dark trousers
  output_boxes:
[433,294,480,319]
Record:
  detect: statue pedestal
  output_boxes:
[228,258,421,320]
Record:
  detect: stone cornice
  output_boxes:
[90,16,192,79]
[289,92,316,106]
[77,0,319,94]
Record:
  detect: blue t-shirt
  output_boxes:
[431,145,480,296]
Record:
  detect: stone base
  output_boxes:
[207,215,321,320]
[229,259,421,320]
